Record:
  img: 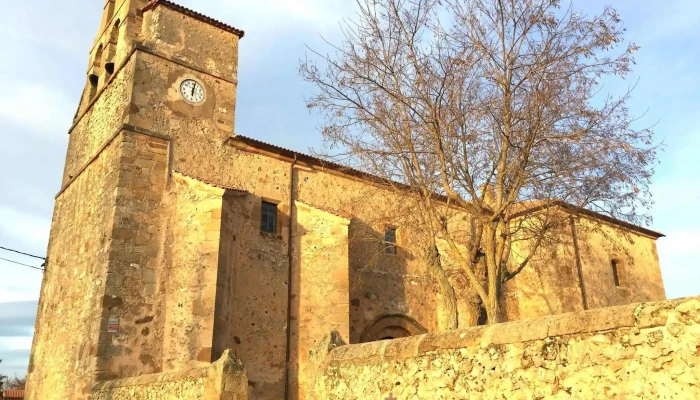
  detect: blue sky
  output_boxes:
[0,0,698,378]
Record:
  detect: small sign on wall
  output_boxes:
[108,317,119,333]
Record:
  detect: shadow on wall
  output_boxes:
[504,229,584,320]
[288,172,432,399]
[210,168,457,400]
[502,215,662,322]
[288,187,351,400]
[575,223,638,309]
[347,218,432,343]
[212,189,291,400]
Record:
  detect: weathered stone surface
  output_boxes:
[27,1,669,400]
[92,350,247,399]
[312,297,700,399]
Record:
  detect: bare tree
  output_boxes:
[5,375,26,390]
[0,359,5,392]
[301,0,657,325]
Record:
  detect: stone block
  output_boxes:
[548,303,636,337]
[312,297,700,399]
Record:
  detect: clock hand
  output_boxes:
[191,84,195,97]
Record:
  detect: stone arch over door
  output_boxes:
[359,314,427,343]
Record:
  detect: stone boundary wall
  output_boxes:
[92,350,248,400]
[311,297,700,399]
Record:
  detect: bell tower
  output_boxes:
[26,1,243,399]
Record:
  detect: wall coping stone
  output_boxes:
[92,349,246,393]
[319,296,699,366]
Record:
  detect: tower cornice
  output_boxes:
[142,0,245,38]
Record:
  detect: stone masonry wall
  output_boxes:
[220,189,291,400]
[576,220,666,308]
[503,215,666,322]
[26,137,123,400]
[92,350,248,400]
[161,173,226,371]
[30,1,670,399]
[312,296,700,399]
[290,201,351,400]
[98,129,169,379]
[64,56,135,185]
[141,5,240,82]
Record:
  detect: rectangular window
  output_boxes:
[385,227,397,254]
[261,201,278,234]
[611,259,621,287]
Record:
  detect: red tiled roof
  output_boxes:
[142,1,245,38]
[509,200,664,239]
[228,134,664,239]
[228,134,395,186]
[2,389,25,399]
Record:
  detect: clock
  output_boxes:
[180,79,205,104]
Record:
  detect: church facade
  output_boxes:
[25,1,666,399]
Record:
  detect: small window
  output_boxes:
[261,201,278,234]
[611,259,621,287]
[385,227,397,254]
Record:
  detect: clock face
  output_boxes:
[180,79,205,104]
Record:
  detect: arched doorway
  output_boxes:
[359,314,427,343]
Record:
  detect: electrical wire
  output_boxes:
[0,256,45,272]
[0,246,46,260]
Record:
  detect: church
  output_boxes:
[25,1,666,399]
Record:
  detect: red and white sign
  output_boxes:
[107,317,119,333]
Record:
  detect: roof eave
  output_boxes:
[142,0,245,38]
[229,134,664,239]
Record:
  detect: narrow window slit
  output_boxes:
[385,227,397,254]
[611,259,621,287]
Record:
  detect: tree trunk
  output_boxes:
[425,244,458,330]
[485,293,502,325]
[457,297,481,328]
[447,269,482,328]
[481,222,503,325]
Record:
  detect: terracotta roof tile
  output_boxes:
[509,200,664,239]
[2,389,25,399]
[228,134,393,185]
[142,0,245,38]
[229,135,664,239]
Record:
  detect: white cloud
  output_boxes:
[0,0,95,56]
[0,284,40,304]
[657,229,700,299]
[0,207,47,304]
[0,206,52,250]
[177,0,352,49]
[0,276,42,304]
[198,0,350,30]
[1,336,33,350]
[0,302,37,376]
[0,23,84,56]
[636,0,700,44]
[237,0,348,28]
[0,80,75,138]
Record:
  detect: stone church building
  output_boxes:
[25,1,667,399]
